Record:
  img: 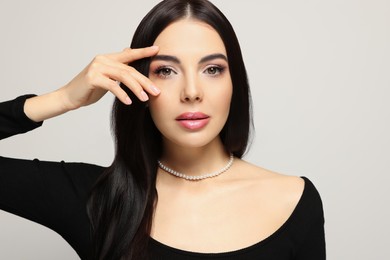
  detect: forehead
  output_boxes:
[153,19,227,56]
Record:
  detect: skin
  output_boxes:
[147,19,305,252]
[23,18,304,253]
[24,46,160,122]
[148,19,232,175]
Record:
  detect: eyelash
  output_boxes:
[152,65,226,79]
[204,65,225,76]
[153,66,177,79]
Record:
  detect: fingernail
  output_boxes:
[150,45,159,50]
[151,85,160,95]
[141,91,149,101]
[125,97,132,105]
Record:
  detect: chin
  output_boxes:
[164,133,222,150]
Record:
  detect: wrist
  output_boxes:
[56,85,80,111]
[24,89,72,122]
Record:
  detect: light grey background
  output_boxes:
[0,0,389,259]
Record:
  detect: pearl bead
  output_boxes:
[157,154,234,181]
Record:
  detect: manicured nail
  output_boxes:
[151,85,160,95]
[140,91,149,101]
[125,96,132,105]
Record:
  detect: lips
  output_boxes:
[176,112,210,130]
[176,112,209,120]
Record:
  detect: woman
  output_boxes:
[0,0,325,259]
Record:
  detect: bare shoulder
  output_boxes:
[230,159,305,206]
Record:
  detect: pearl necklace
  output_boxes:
[157,154,234,181]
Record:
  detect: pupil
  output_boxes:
[159,68,170,76]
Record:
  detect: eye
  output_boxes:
[204,65,225,75]
[154,66,177,79]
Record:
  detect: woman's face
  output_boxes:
[148,19,232,150]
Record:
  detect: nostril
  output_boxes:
[183,95,201,102]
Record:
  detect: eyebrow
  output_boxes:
[151,53,228,64]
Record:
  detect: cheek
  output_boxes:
[221,82,233,122]
[221,90,233,119]
[211,81,233,113]
[148,93,173,127]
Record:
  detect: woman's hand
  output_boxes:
[24,46,160,122]
[61,46,160,110]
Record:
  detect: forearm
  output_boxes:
[7,46,161,126]
[24,87,72,122]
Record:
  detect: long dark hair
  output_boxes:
[87,0,252,259]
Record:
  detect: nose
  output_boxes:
[180,73,203,103]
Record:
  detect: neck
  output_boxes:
[159,138,230,177]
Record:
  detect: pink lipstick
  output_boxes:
[176,112,210,130]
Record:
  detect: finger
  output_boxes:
[100,64,150,102]
[119,73,149,102]
[129,68,161,96]
[108,46,159,64]
[97,76,132,105]
[103,59,160,96]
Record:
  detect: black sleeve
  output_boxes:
[0,95,43,140]
[0,96,104,259]
[294,177,326,260]
[0,156,103,259]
